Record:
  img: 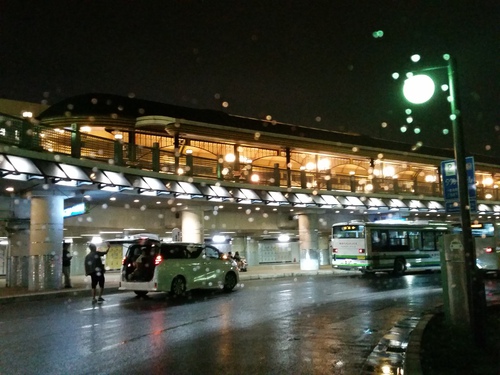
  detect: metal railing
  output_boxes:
[2,116,499,202]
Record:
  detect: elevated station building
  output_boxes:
[0,94,499,289]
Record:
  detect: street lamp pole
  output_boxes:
[446,57,484,342]
[401,54,485,343]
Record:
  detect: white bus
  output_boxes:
[331,220,450,275]
[455,222,500,276]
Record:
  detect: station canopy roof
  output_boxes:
[3,152,498,216]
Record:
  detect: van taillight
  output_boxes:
[154,255,163,265]
[332,248,338,253]
[358,248,365,254]
[122,257,126,265]
[485,247,493,253]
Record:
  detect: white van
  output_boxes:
[119,241,239,297]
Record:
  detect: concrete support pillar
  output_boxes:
[181,209,203,243]
[298,213,319,270]
[28,194,65,291]
[246,237,259,266]
[6,198,31,287]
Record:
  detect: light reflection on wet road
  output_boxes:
[1,273,497,374]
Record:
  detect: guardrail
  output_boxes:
[2,115,498,201]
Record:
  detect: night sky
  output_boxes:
[1,1,498,156]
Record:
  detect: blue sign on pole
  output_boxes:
[440,156,477,213]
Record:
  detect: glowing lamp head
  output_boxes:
[403,74,436,104]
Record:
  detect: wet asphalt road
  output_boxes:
[0,272,444,374]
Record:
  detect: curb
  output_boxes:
[404,312,435,375]
[0,287,124,304]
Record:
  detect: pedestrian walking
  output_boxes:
[84,242,110,304]
[62,242,73,288]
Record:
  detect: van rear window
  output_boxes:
[161,244,203,259]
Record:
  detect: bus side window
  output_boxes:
[422,231,435,251]
[408,231,420,251]
[371,230,389,252]
[372,230,380,244]
[388,230,409,252]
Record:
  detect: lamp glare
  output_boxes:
[403,74,435,104]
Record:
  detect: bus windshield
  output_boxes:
[332,224,365,239]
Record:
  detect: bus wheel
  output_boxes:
[392,258,406,276]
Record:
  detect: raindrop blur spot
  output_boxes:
[411,54,421,62]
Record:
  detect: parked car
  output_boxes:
[119,241,239,297]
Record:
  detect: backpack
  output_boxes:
[85,253,97,276]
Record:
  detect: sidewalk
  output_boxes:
[0,263,346,304]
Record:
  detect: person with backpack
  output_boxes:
[84,242,110,304]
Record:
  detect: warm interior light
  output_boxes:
[225,153,236,163]
[305,162,316,171]
[318,158,330,171]
[250,174,260,182]
[483,177,493,186]
[383,166,395,177]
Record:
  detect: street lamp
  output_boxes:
[403,74,435,104]
[400,54,484,343]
